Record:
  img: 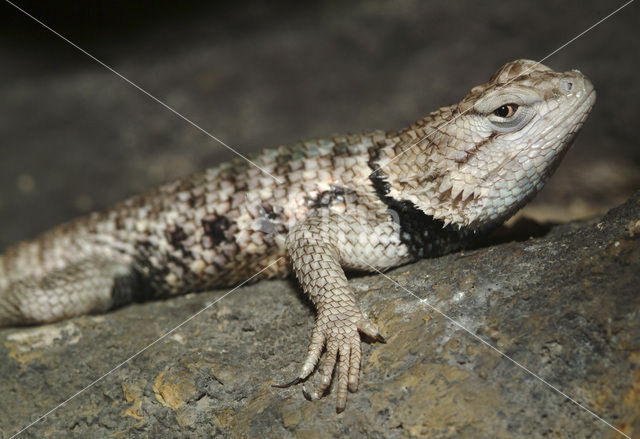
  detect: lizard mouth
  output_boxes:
[550,82,596,141]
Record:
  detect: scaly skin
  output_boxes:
[0,60,596,412]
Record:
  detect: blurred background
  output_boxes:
[0,0,638,250]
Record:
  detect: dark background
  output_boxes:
[1,0,638,250]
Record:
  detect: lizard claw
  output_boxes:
[272,376,307,388]
[356,316,386,343]
[302,385,313,401]
[275,307,383,412]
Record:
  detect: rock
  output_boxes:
[1,192,638,438]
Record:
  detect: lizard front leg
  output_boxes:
[279,213,412,412]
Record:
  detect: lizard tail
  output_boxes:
[0,260,20,326]
[0,257,142,327]
[0,284,29,326]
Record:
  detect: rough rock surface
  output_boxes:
[1,1,639,438]
[1,191,638,438]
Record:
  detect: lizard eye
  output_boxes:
[493,103,519,118]
[476,93,536,132]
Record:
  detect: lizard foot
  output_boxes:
[274,308,385,413]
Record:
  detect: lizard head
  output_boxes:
[451,59,596,227]
[381,59,596,229]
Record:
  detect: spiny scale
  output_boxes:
[0,59,596,412]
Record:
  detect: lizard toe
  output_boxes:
[356,315,385,342]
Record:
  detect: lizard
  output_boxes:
[0,59,596,412]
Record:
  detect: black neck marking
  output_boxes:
[368,154,473,259]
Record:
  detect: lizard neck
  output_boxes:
[369,106,543,231]
[369,107,489,228]
[367,164,475,259]
[367,114,480,259]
